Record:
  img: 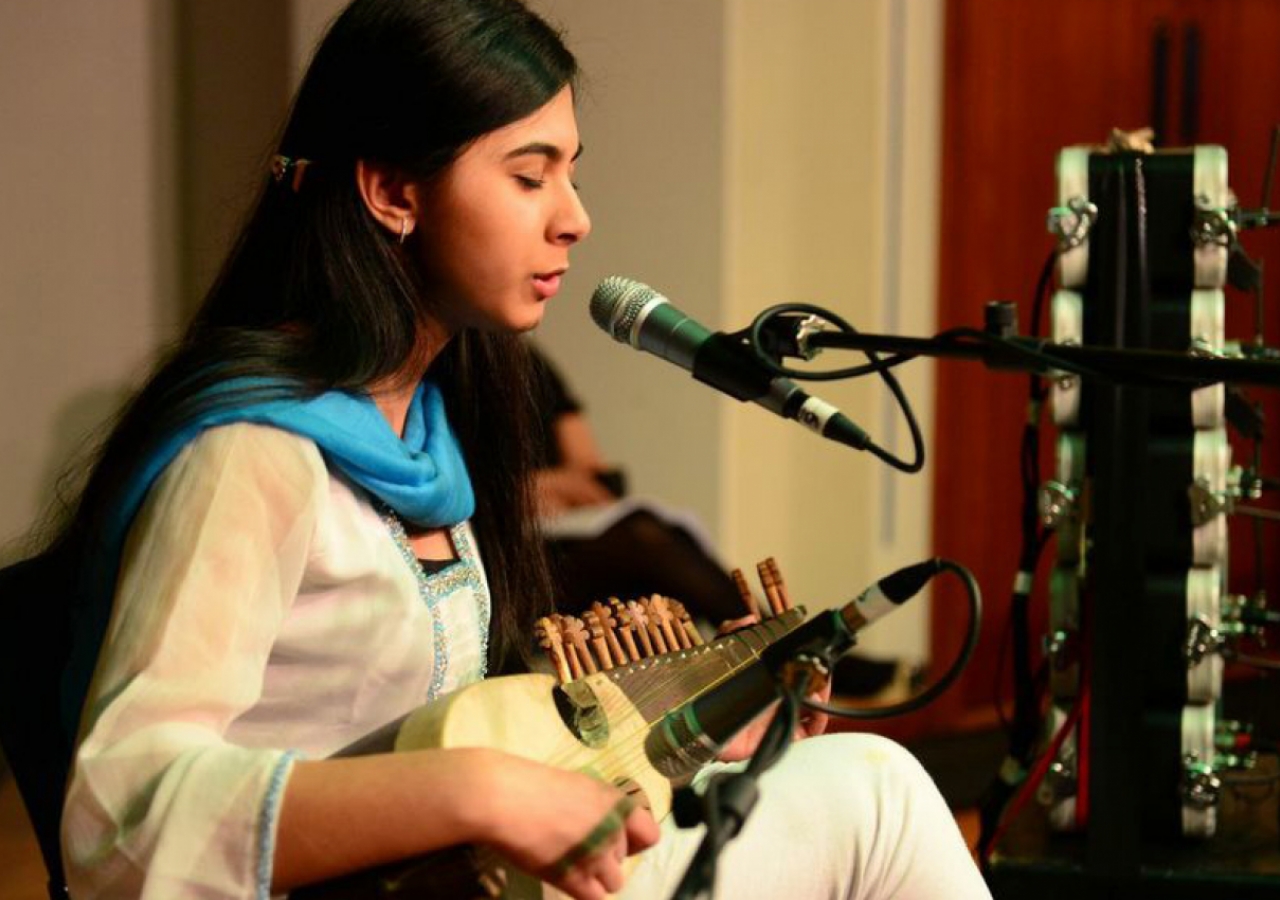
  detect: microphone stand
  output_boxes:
[802,326,1280,389]
[668,612,855,900]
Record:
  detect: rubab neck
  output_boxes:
[608,609,805,721]
[565,608,807,783]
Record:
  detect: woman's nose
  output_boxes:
[554,184,591,245]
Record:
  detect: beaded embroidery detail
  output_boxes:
[379,508,490,699]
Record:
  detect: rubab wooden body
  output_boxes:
[296,567,806,900]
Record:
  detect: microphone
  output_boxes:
[841,558,943,632]
[648,559,941,776]
[590,276,871,451]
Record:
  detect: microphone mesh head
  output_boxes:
[590,276,660,341]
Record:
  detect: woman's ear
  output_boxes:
[355,159,421,242]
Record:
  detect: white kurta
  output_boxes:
[61,422,991,900]
[62,423,489,899]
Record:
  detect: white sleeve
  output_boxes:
[62,424,326,900]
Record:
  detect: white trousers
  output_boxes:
[619,733,993,900]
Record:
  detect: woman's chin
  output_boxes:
[498,303,550,334]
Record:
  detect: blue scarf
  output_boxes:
[62,378,474,734]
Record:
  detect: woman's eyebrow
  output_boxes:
[503,142,585,162]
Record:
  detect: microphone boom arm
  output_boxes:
[804,329,1280,389]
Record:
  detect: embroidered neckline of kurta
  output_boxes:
[379,508,490,698]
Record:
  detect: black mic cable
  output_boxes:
[801,558,983,721]
[649,557,982,772]
[742,301,925,472]
[590,277,924,472]
[666,559,980,900]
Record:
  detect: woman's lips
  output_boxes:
[532,270,565,299]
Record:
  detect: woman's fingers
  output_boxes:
[622,802,660,854]
[798,706,829,738]
[555,800,657,899]
[550,795,631,877]
[716,614,758,635]
[559,869,608,900]
[483,756,663,898]
[797,677,831,737]
[596,838,626,892]
[555,831,627,900]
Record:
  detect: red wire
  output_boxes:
[1075,660,1091,827]
[983,696,1083,863]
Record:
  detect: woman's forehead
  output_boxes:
[472,86,581,160]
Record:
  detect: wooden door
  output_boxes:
[916,0,1280,741]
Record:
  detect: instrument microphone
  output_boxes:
[650,560,943,776]
[841,558,943,632]
[590,276,871,451]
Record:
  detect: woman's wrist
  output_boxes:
[446,747,513,845]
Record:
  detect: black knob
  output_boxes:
[984,301,1019,338]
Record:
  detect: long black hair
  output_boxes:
[42,0,576,675]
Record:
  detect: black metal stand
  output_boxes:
[667,613,855,900]
[774,318,1280,896]
[804,329,1280,389]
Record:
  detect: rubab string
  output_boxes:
[528,612,805,782]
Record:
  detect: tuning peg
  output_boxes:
[732,568,765,619]
[637,597,671,655]
[648,595,682,651]
[666,598,703,647]
[559,614,597,676]
[591,600,628,666]
[626,600,657,657]
[757,559,785,617]
[765,557,793,610]
[583,608,614,671]
[610,598,642,661]
[536,616,572,683]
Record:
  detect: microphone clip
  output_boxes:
[760,608,857,678]
[743,313,831,363]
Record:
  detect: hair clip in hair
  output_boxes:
[271,154,312,192]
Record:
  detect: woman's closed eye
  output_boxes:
[515,173,580,192]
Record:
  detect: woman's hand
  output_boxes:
[712,616,831,763]
[478,753,661,900]
[273,749,656,898]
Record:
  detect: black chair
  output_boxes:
[0,551,74,898]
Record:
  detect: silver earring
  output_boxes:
[399,218,412,244]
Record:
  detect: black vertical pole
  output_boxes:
[1082,155,1149,892]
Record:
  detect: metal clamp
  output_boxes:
[1223,591,1274,639]
[1043,629,1076,670]
[1182,755,1222,810]
[1185,616,1226,667]
[1235,467,1264,501]
[1215,719,1253,752]
[1188,476,1232,526]
[1192,194,1237,249]
[1038,481,1078,528]
[1037,759,1078,806]
[1047,197,1098,251]
[792,314,830,362]
[1048,338,1081,392]
[1189,336,1222,358]
[1216,750,1259,772]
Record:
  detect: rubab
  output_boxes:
[298,558,825,900]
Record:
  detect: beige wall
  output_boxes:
[0,1,942,661]
[0,0,178,560]
[538,0,943,660]
[531,0,729,557]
